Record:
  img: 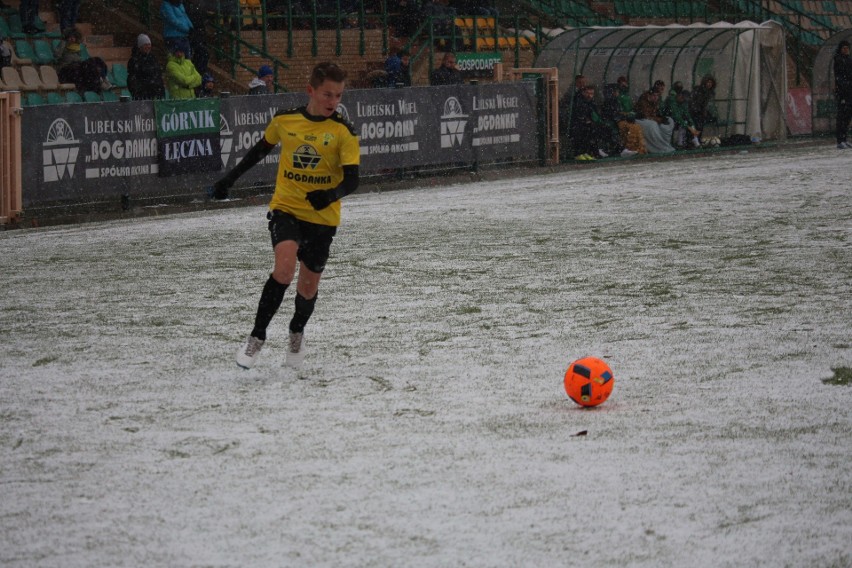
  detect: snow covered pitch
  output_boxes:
[1,143,850,566]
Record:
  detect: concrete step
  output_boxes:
[87,46,131,67]
[85,34,114,48]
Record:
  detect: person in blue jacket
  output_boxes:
[160,0,193,58]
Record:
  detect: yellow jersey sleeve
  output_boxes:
[264,119,282,146]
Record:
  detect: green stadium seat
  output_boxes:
[101,90,119,102]
[32,39,55,65]
[65,91,83,103]
[14,39,36,62]
[7,13,24,34]
[33,14,60,38]
[109,63,128,88]
[25,92,45,106]
[83,91,101,103]
[7,13,57,38]
[46,91,65,104]
[0,15,24,39]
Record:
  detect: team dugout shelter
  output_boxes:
[534,21,788,143]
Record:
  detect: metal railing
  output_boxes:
[0,91,23,225]
[718,0,840,85]
[400,14,543,83]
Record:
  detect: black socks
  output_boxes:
[289,292,317,334]
[250,276,318,340]
[251,275,288,341]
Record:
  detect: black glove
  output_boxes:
[306,189,337,210]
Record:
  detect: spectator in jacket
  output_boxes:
[57,0,81,33]
[635,88,675,154]
[662,80,683,117]
[161,0,193,58]
[689,74,718,136]
[430,52,462,85]
[184,0,209,75]
[58,56,111,94]
[164,43,201,99]
[384,48,411,87]
[54,27,83,68]
[248,65,275,94]
[570,85,628,160]
[19,0,42,35]
[198,73,216,97]
[668,90,701,148]
[833,40,852,149]
[127,33,165,100]
[0,33,12,68]
[612,76,646,154]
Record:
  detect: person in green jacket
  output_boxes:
[668,89,701,148]
[613,76,646,154]
[164,43,201,99]
[661,81,683,117]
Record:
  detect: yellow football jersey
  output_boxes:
[264,107,360,226]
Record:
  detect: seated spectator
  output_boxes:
[668,90,701,149]
[0,33,11,69]
[54,27,84,68]
[164,43,201,99]
[570,85,630,160]
[127,33,165,100]
[690,75,718,136]
[248,64,275,94]
[430,52,462,86]
[365,68,389,88]
[662,80,684,117]
[197,73,216,97]
[635,87,675,154]
[58,56,112,93]
[384,48,411,87]
[613,76,646,154]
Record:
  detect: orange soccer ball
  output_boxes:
[564,356,615,407]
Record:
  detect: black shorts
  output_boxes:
[267,210,337,273]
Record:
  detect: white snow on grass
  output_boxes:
[1,143,851,567]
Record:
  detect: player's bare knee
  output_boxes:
[271,268,294,285]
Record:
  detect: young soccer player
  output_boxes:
[210,62,360,369]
